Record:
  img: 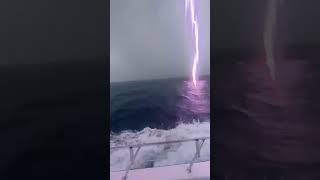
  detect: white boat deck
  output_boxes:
[110,161,210,180]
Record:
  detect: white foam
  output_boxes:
[110,121,210,171]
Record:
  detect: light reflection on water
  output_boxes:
[177,79,210,122]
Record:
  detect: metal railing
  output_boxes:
[110,137,210,180]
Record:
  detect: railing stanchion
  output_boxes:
[129,147,134,164]
[122,146,141,180]
[195,139,200,158]
[187,139,205,173]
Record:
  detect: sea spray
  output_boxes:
[110,121,210,171]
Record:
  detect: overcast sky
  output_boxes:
[111,0,210,82]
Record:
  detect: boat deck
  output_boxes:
[110,161,210,180]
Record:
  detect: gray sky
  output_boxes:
[111,0,210,82]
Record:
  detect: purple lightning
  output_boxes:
[185,0,199,87]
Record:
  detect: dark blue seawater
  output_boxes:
[110,76,210,133]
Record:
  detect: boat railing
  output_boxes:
[110,137,210,180]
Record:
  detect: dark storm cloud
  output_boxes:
[111,0,210,82]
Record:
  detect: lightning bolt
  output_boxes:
[264,0,279,80]
[185,0,199,87]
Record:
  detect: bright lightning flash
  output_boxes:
[185,0,199,87]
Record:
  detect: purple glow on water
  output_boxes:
[177,79,210,122]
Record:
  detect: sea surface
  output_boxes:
[110,76,210,171]
[213,58,320,179]
[110,57,320,178]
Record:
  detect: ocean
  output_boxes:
[110,76,210,171]
[213,58,320,178]
[110,57,320,178]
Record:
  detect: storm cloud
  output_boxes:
[111,0,210,82]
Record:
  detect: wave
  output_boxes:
[110,121,210,171]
